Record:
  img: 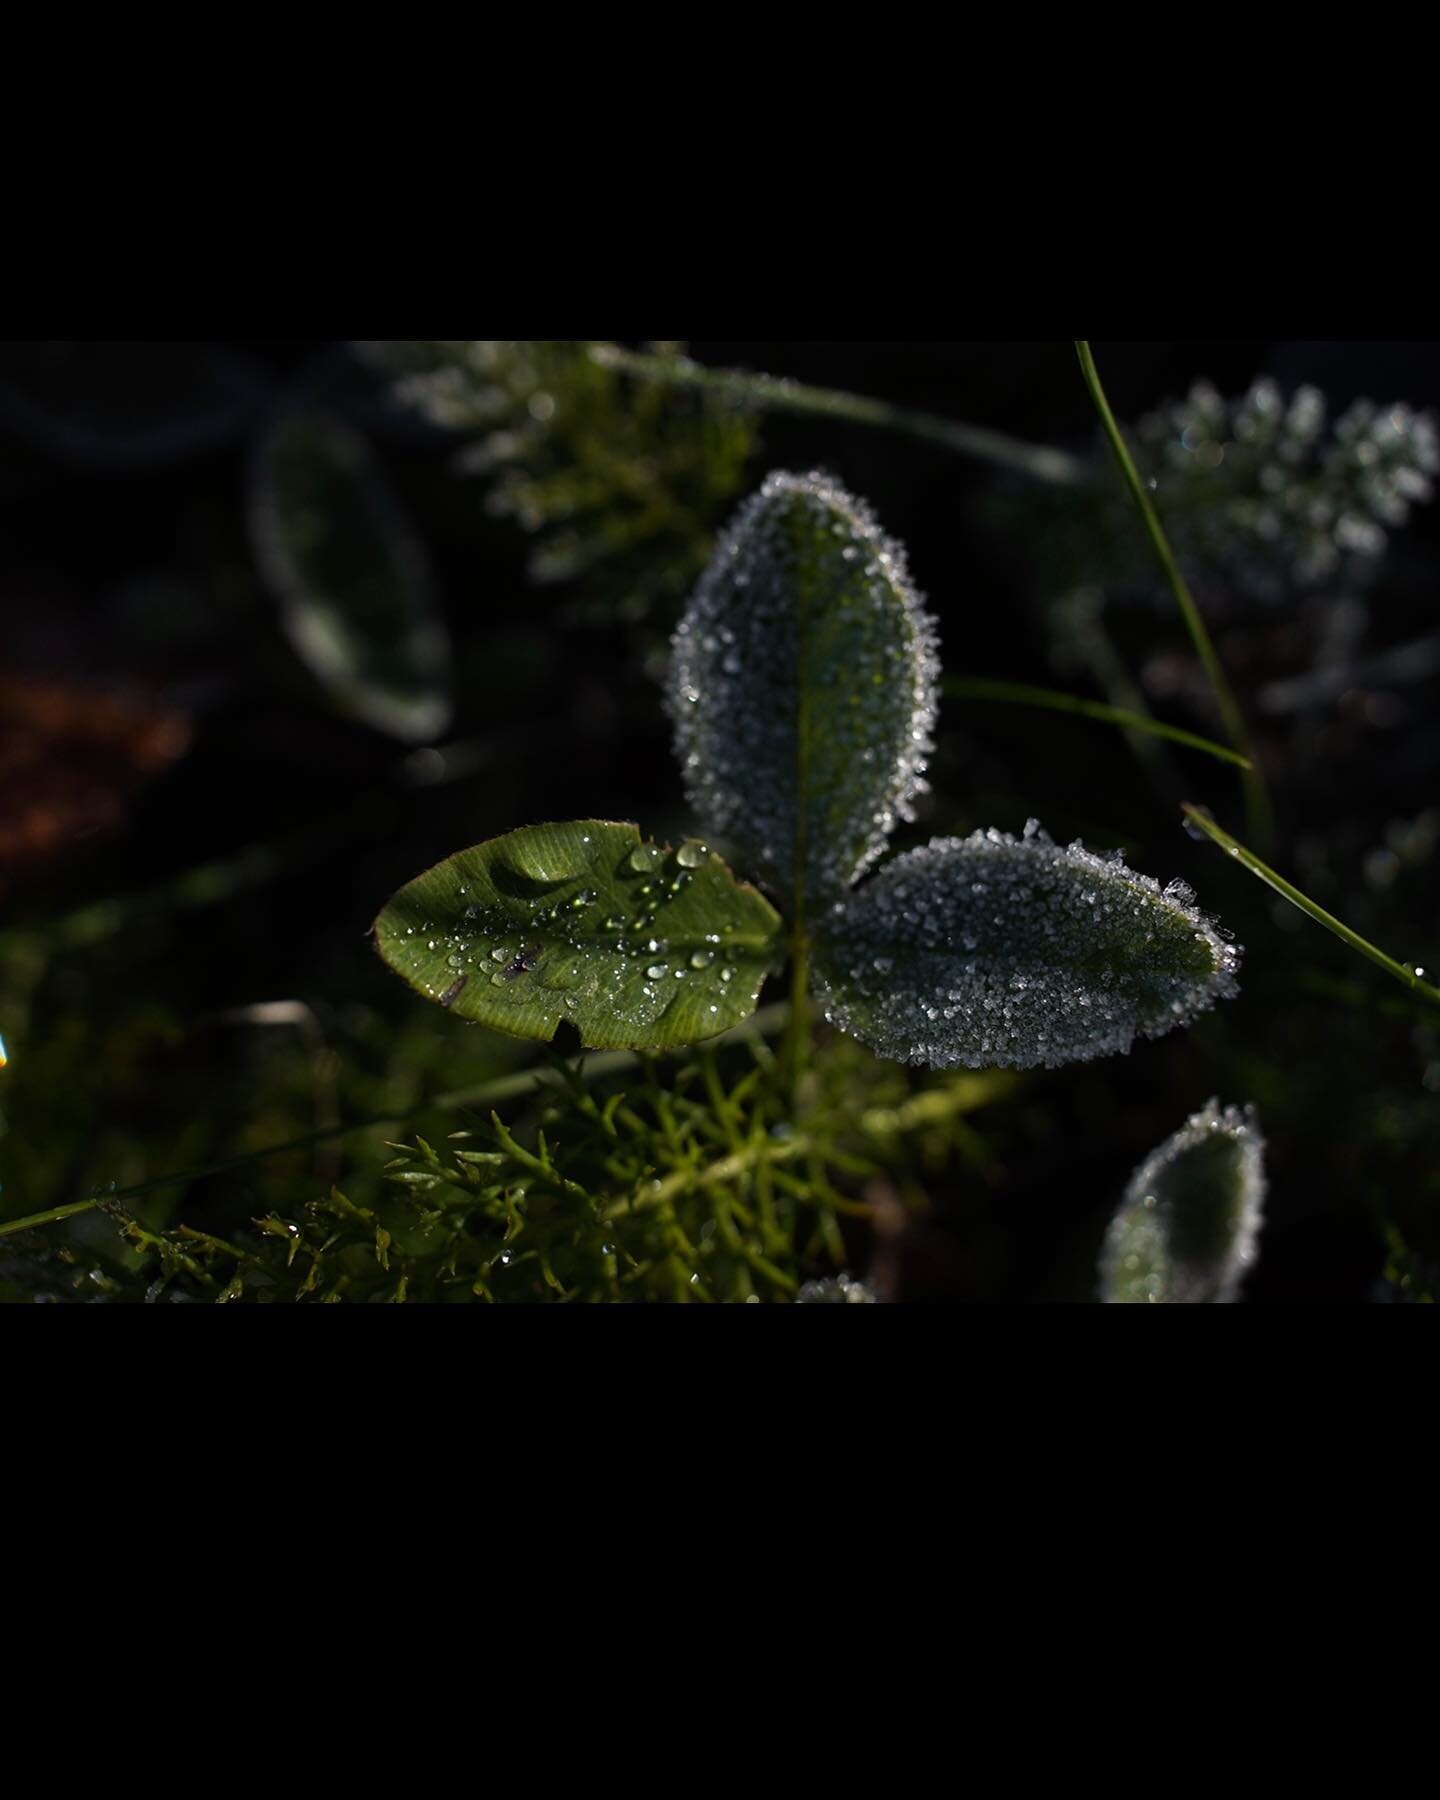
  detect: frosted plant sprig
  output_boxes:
[1099,1098,1266,1304]
[1074,341,1270,851]
[375,471,1241,1071]
[1141,380,1439,593]
[1083,377,1440,607]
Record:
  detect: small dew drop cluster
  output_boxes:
[812,823,1242,1071]
[1099,1098,1266,1304]
[667,470,940,906]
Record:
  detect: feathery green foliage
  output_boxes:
[0,1028,1017,1304]
[359,339,760,622]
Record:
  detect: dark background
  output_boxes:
[3,340,1437,1302]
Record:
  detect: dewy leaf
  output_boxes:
[249,408,453,743]
[667,470,939,912]
[811,823,1241,1070]
[1098,1098,1266,1304]
[373,821,784,1051]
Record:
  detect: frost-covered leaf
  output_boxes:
[1099,1098,1265,1303]
[373,820,783,1051]
[667,470,939,913]
[249,408,452,742]
[812,823,1241,1070]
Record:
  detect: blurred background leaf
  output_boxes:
[249,407,453,742]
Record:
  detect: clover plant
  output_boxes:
[375,470,1241,1072]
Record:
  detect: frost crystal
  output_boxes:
[812,826,1241,1071]
[1099,1098,1265,1304]
[794,1273,878,1304]
[666,470,940,910]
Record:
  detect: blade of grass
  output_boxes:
[943,676,1251,768]
[590,344,1091,488]
[1074,341,1273,850]
[1056,585,1186,805]
[1181,804,1440,1007]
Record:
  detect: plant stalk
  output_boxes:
[782,929,811,1107]
[1181,804,1440,1008]
[943,675,1251,768]
[592,344,1092,488]
[1074,340,1274,850]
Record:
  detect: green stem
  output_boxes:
[0,1002,793,1241]
[591,344,1091,488]
[0,1197,101,1237]
[1181,804,1440,1007]
[1074,341,1273,850]
[943,676,1251,768]
[782,929,811,1106]
[1059,587,1184,803]
[601,1134,812,1224]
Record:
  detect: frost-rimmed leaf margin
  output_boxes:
[249,406,453,743]
[1098,1097,1266,1304]
[666,469,940,912]
[372,820,784,1052]
[811,823,1241,1071]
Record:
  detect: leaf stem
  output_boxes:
[1074,341,1273,849]
[782,929,811,1107]
[1058,587,1185,804]
[1181,804,1440,1007]
[591,344,1091,488]
[943,676,1252,768]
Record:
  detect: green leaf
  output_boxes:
[812,824,1241,1070]
[250,407,452,742]
[667,470,939,913]
[373,821,784,1050]
[1099,1099,1266,1303]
